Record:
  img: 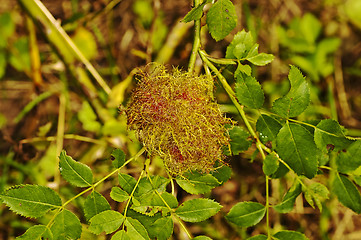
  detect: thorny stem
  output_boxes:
[46,147,146,229]
[188,0,201,72]
[199,49,272,238]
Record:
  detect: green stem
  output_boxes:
[265,176,271,239]
[199,50,259,142]
[188,0,201,72]
[123,170,144,220]
[199,49,272,238]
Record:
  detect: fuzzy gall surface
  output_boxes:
[125,65,230,175]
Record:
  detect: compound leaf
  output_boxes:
[50,209,82,240]
[303,182,329,211]
[314,119,353,151]
[112,149,126,169]
[0,184,61,218]
[272,66,310,118]
[125,217,150,240]
[235,72,264,109]
[211,165,232,184]
[263,152,279,176]
[119,173,137,194]
[176,172,220,194]
[256,114,282,144]
[227,125,252,155]
[182,2,207,22]
[84,191,111,222]
[332,173,361,214]
[276,123,318,178]
[15,225,53,240]
[336,140,361,173]
[111,230,131,240]
[273,181,302,213]
[273,230,309,240]
[111,187,130,202]
[226,30,254,59]
[59,150,93,187]
[226,201,266,227]
[247,53,274,66]
[175,198,222,222]
[149,217,173,240]
[89,210,124,235]
[206,0,237,41]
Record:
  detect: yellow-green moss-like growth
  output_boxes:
[125,64,230,175]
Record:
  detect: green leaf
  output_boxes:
[0,12,15,44]
[345,0,361,29]
[89,210,124,234]
[303,182,329,211]
[276,123,318,178]
[247,53,274,66]
[72,27,97,60]
[182,2,206,22]
[193,236,213,240]
[111,187,130,202]
[235,62,252,76]
[50,209,82,240]
[233,43,247,59]
[263,152,279,176]
[126,210,162,238]
[336,140,361,173]
[125,217,150,240]
[226,30,254,59]
[119,173,137,194]
[0,185,61,218]
[149,217,173,240]
[9,37,31,72]
[273,181,302,213]
[206,0,237,41]
[175,198,222,222]
[78,101,101,132]
[273,230,309,240]
[176,172,220,194]
[112,149,126,169]
[134,176,169,198]
[132,191,178,216]
[111,230,131,240]
[270,162,289,179]
[83,191,111,222]
[300,13,321,44]
[256,114,282,144]
[247,235,267,240]
[59,150,93,187]
[272,66,310,118]
[314,119,353,151]
[15,225,53,240]
[332,173,361,214]
[211,165,232,184]
[235,72,264,109]
[227,125,252,155]
[226,201,266,227]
